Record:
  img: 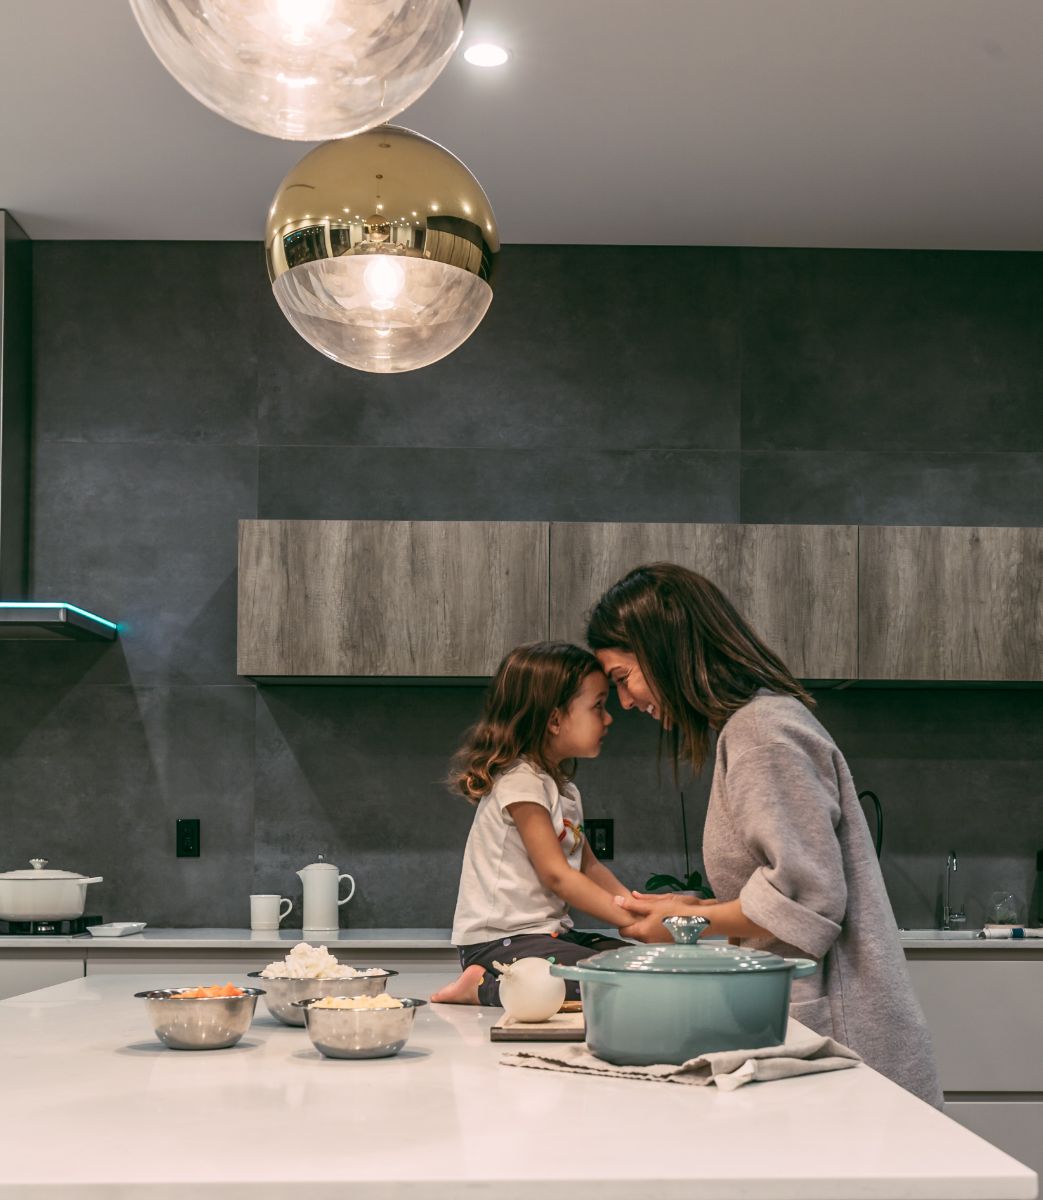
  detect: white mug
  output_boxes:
[250,894,293,931]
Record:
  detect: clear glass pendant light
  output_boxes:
[266,126,498,373]
[128,0,467,140]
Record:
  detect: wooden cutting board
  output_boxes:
[490,1010,586,1042]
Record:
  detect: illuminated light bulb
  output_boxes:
[268,127,498,373]
[269,0,334,45]
[129,0,467,140]
[464,43,509,67]
[363,257,406,312]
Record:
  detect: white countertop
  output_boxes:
[1,926,1040,951]
[0,926,455,950]
[899,935,1043,950]
[0,971,1036,1199]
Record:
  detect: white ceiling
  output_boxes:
[2,0,1042,247]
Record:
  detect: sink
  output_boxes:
[898,929,983,940]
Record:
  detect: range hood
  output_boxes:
[0,210,119,641]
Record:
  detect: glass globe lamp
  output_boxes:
[266,126,498,373]
[129,0,468,140]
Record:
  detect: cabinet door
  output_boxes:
[0,952,85,1000]
[945,1103,1043,1180]
[549,523,858,679]
[85,950,458,977]
[905,957,1043,1092]
[859,526,1043,680]
[238,521,548,677]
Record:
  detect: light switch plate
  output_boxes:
[176,818,200,857]
[585,818,614,861]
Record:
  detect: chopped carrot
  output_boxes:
[171,983,245,999]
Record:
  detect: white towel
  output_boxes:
[983,924,1043,939]
[500,1028,861,1091]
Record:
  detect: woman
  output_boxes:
[587,562,942,1108]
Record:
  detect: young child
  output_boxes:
[431,641,636,1006]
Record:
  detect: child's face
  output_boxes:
[546,670,612,763]
[595,649,662,721]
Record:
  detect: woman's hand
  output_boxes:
[619,894,771,944]
[624,891,719,908]
[615,892,727,943]
[615,892,695,943]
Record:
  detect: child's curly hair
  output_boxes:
[448,641,604,803]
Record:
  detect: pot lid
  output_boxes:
[581,915,797,975]
[0,858,94,881]
[299,853,337,873]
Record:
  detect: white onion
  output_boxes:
[493,957,566,1023]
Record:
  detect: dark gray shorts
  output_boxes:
[457,929,628,1006]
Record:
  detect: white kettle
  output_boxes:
[297,855,356,932]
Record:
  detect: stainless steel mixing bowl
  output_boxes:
[293,997,426,1059]
[134,987,264,1050]
[246,970,398,1026]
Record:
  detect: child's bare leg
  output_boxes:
[430,964,484,1005]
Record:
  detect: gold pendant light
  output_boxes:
[129,0,468,140]
[266,126,499,373]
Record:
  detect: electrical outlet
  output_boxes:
[585,818,614,861]
[176,818,200,858]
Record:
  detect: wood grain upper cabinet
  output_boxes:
[238,520,548,677]
[549,523,858,680]
[859,526,1043,681]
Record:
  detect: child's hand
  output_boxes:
[618,913,676,943]
[615,892,719,942]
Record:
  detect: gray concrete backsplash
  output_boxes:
[1,243,1040,932]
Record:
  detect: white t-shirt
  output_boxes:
[450,760,586,945]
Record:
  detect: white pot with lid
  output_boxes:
[297,855,355,932]
[0,859,103,921]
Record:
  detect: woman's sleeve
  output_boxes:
[725,741,847,959]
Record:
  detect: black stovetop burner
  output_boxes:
[0,915,102,936]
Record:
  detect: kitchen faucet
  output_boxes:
[942,851,967,930]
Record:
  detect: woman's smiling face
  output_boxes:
[595,649,662,721]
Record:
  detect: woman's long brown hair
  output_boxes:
[448,641,604,803]
[586,563,813,773]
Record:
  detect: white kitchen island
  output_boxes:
[0,972,1036,1200]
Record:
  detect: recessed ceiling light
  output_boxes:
[464,43,509,68]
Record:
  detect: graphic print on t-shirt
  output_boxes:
[558,817,583,856]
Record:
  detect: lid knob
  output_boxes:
[663,915,709,944]
[29,859,48,871]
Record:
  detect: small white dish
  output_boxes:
[88,922,147,938]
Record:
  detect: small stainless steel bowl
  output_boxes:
[293,996,426,1059]
[134,987,264,1050]
[246,970,398,1027]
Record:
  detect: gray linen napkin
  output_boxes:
[500,1027,861,1091]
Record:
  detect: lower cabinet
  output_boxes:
[83,949,458,978]
[0,952,85,1000]
[906,953,1043,1178]
[945,1102,1043,1181]
[905,957,1043,1092]
[0,947,458,1001]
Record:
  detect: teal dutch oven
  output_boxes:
[550,915,817,1066]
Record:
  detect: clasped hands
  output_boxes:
[615,891,719,943]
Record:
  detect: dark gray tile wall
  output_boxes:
[1,243,1040,933]
[258,447,741,523]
